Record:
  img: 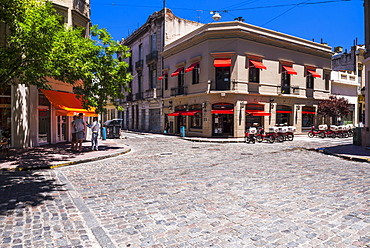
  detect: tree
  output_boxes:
[0,0,132,113]
[317,95,350,125]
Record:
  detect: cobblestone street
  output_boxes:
[1,135,369,248]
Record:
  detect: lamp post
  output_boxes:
[269,98,274,125]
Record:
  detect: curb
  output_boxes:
[1,147,131,172]
[182,138,245,143]
[315,148,370,163]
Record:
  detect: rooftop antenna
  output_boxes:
[196,10,203,23]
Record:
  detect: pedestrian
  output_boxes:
[71,115,78,151]
[87,117,100,151]
[75,113,86,152]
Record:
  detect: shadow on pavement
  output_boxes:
[0,171,65,215]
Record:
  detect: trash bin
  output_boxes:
[102,127,107,140]
[353,127,362,146]
[103,119,123,139]
[180,126,186,137]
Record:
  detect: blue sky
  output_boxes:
[90,0,364,51]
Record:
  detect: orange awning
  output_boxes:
[307,70,321,78]
[250,60,267,70]
[282,65,297,75]
[40,89,97,117]
[214,58,231,67]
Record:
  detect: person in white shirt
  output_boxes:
[87,117,100,151]
[75,113,86,152]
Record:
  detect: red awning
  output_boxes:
[246,110,271,116]
[276,110,292,114]
[185,62,199,73]
[282,65,297,75]
[171,67,184,77]
[212,109,234,114]
[214,58,231,67]
[307,70,321,78]
[158,73,167,80]
[250,60,267,70]
[302,111,316,114]
[181,110,201,116]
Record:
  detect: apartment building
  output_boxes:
[363,0,370,146]
[0,0,91,148]
[161,21,333,137]
[119,8,203,132]
[331,45,366,126]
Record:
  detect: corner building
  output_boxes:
[161,21,333,137]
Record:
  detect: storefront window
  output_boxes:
[189,104,202,129]
[38,90,51,144]
[0,86,11,138]
[302,106,315,127]
[276,105,292,125]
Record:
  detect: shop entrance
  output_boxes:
[57,116,67,142]
[212,103,234,137]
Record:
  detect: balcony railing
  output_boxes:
[143,88,157,99]
[277,85,300,95]
[135,60,143,70]
[135,92,143,100]
[146,51,158,64]
[209,80,236,91]
[171,86,187,96]
[73,0,89,18]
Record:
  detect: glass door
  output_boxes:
[57,116,67,142]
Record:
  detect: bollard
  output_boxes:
[180,126,185,137]
[102,127,107,140]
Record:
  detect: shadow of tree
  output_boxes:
[0,143,78,169]
[0,170,65,215]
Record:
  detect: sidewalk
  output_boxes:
[318,144,370,163]
[0,139,130,171]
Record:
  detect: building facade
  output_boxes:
[160,21,333,138]
[0,0,91,148]
[119,9,203,132]
[363,0,370,146]
[331,45,366,126]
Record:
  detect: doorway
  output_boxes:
[213,114,233,136]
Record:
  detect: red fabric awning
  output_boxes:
[212,109,234,114]
[214,58,231,67]
[307,70,321,78]
[250,60,267,70]
[246,110,271,116]
[302,111,316,114]
[158,73,167,80]
[171,67,184,77]
[185,62,199,73]
[276,110,292,114]
[282,65,297,75]
[181,110,201,116]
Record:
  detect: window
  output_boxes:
[178,68,184,88]
[189,104,202,129]
[151,33,156,52]
[138,44,142,61]
[215,67,230,90]
[164,74,168,90]
[249,66,260,83]
[306,74,314,89]
[324,72,330,91]
[192,64,200,84]
[302,106,315,127]
[281,71,291,94]
[150,69,157,89]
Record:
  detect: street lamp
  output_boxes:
[210,11,221,21]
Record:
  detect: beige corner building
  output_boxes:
[0,0,91,148]
[161,21,333,137]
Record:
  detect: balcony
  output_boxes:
[143,88,157,99]
[171,86,187,96]
[135,60,143,70]
[146,51,158,64]
[126,94,133,102]
[277,86,300,95]
[135,92,143,101]
[73,0,89,18]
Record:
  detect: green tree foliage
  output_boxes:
[317,95,350,125]
[0,0,132,113]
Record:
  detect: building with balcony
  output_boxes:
[0,0,91,148]
[161,21,333,137]
[118,8,203,132]
[331,45,366,126]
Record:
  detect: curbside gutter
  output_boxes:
[314,147,370,163]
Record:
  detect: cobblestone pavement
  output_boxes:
[1,135,370,248]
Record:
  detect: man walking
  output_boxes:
[75,113,86,152]
[87,117,100,151]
